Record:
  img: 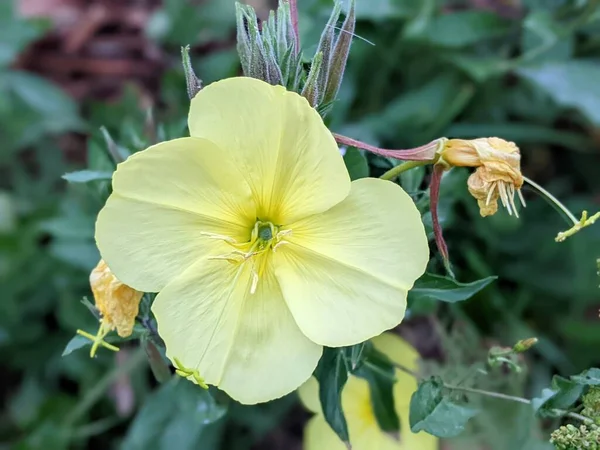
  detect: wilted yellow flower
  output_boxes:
[298,333,438,450]
[77,259,143,357]
[438,137,525,217]
[95,77,429,404]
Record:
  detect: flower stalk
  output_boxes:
[333,133,443,162]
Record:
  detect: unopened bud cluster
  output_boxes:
[235,0,355,114]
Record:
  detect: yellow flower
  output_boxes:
[298,333,438,450]
[77,259,143,357]
[95,77,428,404]
[438,137,525,217]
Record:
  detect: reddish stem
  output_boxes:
[430,165,454,277]
[289,0,300,54]
[333,133,439,162]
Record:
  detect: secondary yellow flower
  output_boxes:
[95,77,428,404]
[299,333,438,450]
[77,259,143,357]
[438,137,525,217]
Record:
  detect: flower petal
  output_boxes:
[152,257,322,405]
[96,137,255,292]
[275,178,428,347]
[304,416,348,450]
[188,77,350,224]
[301,375,404,450]
[373,334,439,450]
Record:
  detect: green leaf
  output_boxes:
[343,148,369,180]
[61,335,91,357]
[571,368,600,386]
[409,274,497,304]
[518,60,600,125]
[409,377,478,438]
[355,344,400,436]
[424,11,512,48]
[123,377,227,450]
[314,347,350,445]
[62,170,113,183]
[532,375,585,417]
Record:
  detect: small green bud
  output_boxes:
[181,45,202,100]
[301,52,323,107]
[513,337,538,353]
[322,0,355,106]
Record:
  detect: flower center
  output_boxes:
[200,220,291,294]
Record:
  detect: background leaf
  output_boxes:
[313,347,350,445]
[409,274,497,303]
[409,377,478,438]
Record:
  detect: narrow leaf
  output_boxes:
[355,344,400,436]
[409,273,497,303]
[314,347,350,445]
[343,147,368,180]
[62,170,113,183]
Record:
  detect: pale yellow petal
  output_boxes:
[96,137,255,292]
[374,333,439,450]
[304,416,348,450]
[188,77,350,224]
[298,377,322,414]
[275,179,428,347]
[152,256,322,404]
[302,375,416,450]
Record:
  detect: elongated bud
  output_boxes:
[301,52,323,107]
[181,45,202,100]
[323,0,355,106]
[513,337,538,353]
[314,1,342,105]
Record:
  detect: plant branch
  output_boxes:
[62,348,147,427]
[446,384,594,425]
[380,160,429,181]
[392,362,594,425]
[334,133,441,162]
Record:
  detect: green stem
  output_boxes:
[446,384,530,405]
[364,361,397,382]
[62,348,147,428]
[380,160,429,181]
[522,175,578,225]
[446,384,594,425]
[392,361,593,424]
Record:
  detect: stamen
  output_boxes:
[200,232,238,244]
[276,229,292,239]
[499,183,512,215]
[273,240,290,252]
[508,184,519,218]
[486,182,497,206]
[250,270,259,294]
[517,188,526,207]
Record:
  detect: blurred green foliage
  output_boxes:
[1,0,600,448]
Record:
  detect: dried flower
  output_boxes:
[76,259,143,357]
[438,137,525,217]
